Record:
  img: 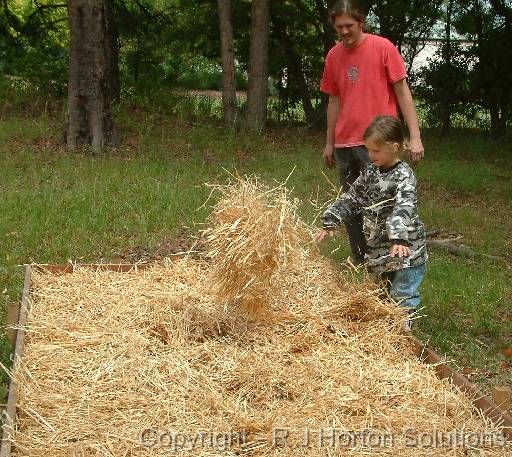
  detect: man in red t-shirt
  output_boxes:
[320,0,424,265]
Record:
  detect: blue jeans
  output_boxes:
[334,146,370,264]
[382,263,426,310]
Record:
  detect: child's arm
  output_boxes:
[321,176,366,229]
[316,174,366,243]
[386,169,418,254]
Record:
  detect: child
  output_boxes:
[316,115,427,330]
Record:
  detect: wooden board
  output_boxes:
[1,266,32,457]
[411,337,512,440]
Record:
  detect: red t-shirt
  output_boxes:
[320,34,407,148]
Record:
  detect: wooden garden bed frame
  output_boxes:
[1,263,511,456]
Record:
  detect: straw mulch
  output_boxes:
[6,178,511,456]
[203,177,310,317]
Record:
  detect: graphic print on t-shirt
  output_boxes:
[348,66,359,82]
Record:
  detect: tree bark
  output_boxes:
[313,0,337,56]
[441,0,454,135]
[105,0,120,103]
[66,0,117,151]
[490,105,506,137]
[271,11,316,126]
[217,0,238,127]
[245,0,269,131]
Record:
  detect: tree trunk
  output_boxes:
[294,62,316,127]
[441,0,454,135]
[313,0,337,56]
[217,0,238,127]
[490,105,506,137]
[271,11,316,126]
[66,0,117,151]
[105,0,120,102]
[245,0,269,131]
[499,103,510,137]
[133,40,140,82]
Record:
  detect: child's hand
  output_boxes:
[315,228,335,243]
[390,243,411,258]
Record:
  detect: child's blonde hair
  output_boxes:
[363,115,405,150]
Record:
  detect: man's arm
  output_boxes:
[323,95,340,168]
[393,79,424,163]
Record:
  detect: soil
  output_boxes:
[115,229,206,263]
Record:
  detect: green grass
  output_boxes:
[413,129,512,388]
[0,105,511,401]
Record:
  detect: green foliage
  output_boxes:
[0,75,64,117]
[0,0,511,134]
[416,42,476,129]
[13,43,68,97]
[469,25,512,135]
[0,1,68,96]
[370,0,444,72]
[266,1,328,125]
[419,0,512,134]
[116,0,177,86]
[174,57,248,91]
[115,1,248,93]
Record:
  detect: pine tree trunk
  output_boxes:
[314,0,337,55]
[245,0,269,131]
[105,0,120,103]
[441,0,454,136]
[66,0,117,151]
[271,12,316,126]
[218,0,238,127]
[490,105,506,137]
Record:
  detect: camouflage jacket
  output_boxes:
[322,161,427,273]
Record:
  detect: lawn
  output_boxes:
[0,102,511,401]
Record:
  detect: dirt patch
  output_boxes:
[116,229,206,263]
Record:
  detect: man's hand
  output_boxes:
[392,79,424,164]
[409,137,424,164]
[390,243,411,258]
[323,144,336,168]
[315,228,335,243]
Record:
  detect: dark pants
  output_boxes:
[334,146,370,265]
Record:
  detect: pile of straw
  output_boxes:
[6,177,511,456]
[203,176,309,316]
